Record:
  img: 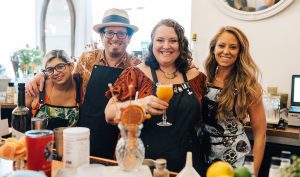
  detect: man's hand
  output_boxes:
[25,73,46,97]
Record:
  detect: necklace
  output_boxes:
[159,68,177,79]
[214,76,224,83]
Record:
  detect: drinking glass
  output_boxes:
[156,84,173,126]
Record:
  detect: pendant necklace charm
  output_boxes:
[159,68,177,79]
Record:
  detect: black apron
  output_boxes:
[140,67,205,175]
[77,65,123,159]
[36,76,81,130]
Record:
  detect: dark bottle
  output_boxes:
[11,83,31,139]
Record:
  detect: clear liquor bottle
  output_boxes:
[11,83,31,139]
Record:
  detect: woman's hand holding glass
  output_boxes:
[138,95,168,116]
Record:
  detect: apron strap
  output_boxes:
[150,67,158,95]
[39,78,47,104]
[233,88,238,117]
[150,67,188,95]
[182,71,188,82]
[39,74,82,106]
[73,73,82,105]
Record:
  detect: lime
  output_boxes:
[234,167,252,177]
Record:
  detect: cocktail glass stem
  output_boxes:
[157,111,172,126]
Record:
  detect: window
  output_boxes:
[0,0,36,79]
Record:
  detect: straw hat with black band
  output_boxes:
[93,8,138,34]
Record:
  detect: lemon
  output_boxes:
[206,161,234,177]
[234,167,252,177]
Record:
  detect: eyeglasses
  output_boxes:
[43,63,69,74]
[104,31,127,39]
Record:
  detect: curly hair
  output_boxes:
[205,26,262,121]
[145,19,192,73]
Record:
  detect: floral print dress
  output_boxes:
[35,104,79,127]
[32,76,81,129]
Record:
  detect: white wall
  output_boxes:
[191,0,300,104]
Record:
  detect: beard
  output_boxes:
[109,48,123,58]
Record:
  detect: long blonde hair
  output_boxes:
[205,26,261,121]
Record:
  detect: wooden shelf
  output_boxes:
[245,125,300,139]
[0,103,17,109]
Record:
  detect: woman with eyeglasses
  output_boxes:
[26,49,82,130]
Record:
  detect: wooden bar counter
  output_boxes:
[0,103,17,109]
[52,156,178,177]
[245,125,300,177]
[0,156,178,177]
[245,125,300,146]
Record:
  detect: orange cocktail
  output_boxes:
[156,84,173,103]
[156,84,173,126]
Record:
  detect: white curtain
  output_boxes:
[73,0,93,58]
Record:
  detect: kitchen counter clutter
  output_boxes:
[0,156,179,177]
[245,125,300,177]
[245,125,300,147]
[54,163,152,177]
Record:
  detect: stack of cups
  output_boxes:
[53,127,67,161]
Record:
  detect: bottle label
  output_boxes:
[11,128,25,139]
[14,92,18,105]
[6,88,14,104]
[63,138,89,168]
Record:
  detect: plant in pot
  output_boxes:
[10,44,44,78]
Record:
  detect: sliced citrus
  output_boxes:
[0,142,17,160]
[120,104,145,125]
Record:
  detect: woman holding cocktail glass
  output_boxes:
[105,19,206,174]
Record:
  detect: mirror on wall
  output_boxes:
[41,0,75,56]
[214,0,294,20]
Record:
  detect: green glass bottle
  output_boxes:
[11,83,31,139]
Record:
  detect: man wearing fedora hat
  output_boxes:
[26,8,141,159]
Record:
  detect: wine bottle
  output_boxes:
[11,83,31,139]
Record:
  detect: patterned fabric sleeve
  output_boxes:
[189,72,207,103]
[106,67,207,104]
[73,50,100,99]
[105,66,153,101]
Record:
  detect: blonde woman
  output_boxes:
[26,50,81,129]
[201,26,266,176]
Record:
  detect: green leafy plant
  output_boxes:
[280,155,300,177]
[10,44,44,75]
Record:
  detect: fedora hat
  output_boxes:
[93,8,138,34]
